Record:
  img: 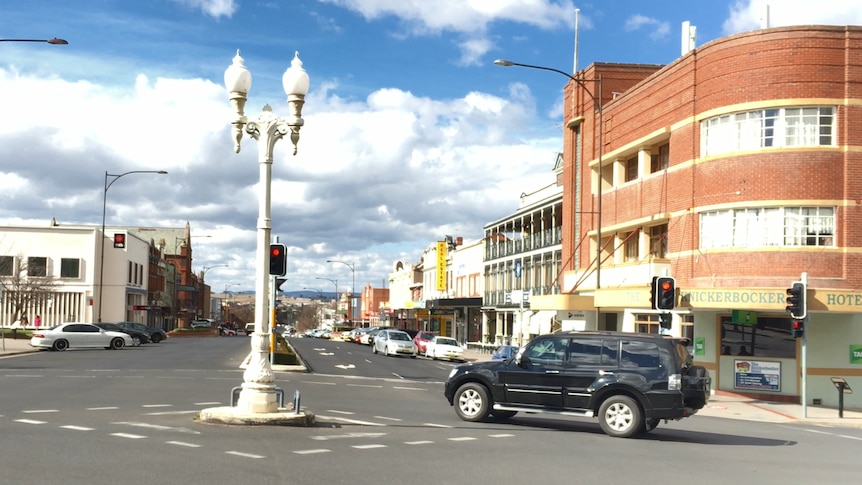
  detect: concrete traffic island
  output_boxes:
[198,332,315,427]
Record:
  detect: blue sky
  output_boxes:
[2,0,861,296]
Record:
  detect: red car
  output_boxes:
[413,331,436,353]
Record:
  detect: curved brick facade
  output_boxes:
[562,25,862,291]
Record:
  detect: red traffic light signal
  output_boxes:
[269,243,287,276]
[652,276,676,310]
[113,233,126,249]
[791,319,805,338]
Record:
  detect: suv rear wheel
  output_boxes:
[598,395,642,438]
[454,383,491,422]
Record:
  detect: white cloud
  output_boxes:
[173,0,238,18]
[723,0,862,34]
[624,14,671,41]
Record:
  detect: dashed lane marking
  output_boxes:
[60,425,94,431]
[352,444,387,450]
[167,441,202,448]
[226,451,265,459]
[304,381,337,385]
[15,419,46,425]
[325,409,354,415]
[423,423,453,428]
[489,434,515,438]
[111,433,147,439]
[112,421,201,434]
[448,437,478,441]
[144,410,200,416]
[405,440,433,445]
[315,416,387,427]
[293,449,331,455]
[393,386,426,391]
[142,404,172,408]
[22,409,58,414]
[311,432,387,441]
[373,416,402,422]
[87,407,119,411]
[346,384,382,388]
[194,402,222,406]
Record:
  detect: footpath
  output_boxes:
[4,337,860,428]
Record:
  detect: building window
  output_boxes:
[624,231,638,262]
[651,143,669,172]
[701,106,835,157]
[0,256,13,276]
[700,207,835,249]
[649,224,668,258]
[60,258,80,279]
[624,156,638,182]
[680,314,694,342]
[634,313,660,334]
[27,257,47,277]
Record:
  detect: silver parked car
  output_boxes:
[30,322,132,351]
[371,329,418,358]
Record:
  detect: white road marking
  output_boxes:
[335,364,355,369]
[424,423,453,428]
[311,432,387,441]
[393,386,427,391]
[489,433,515,438]
[111,433,147,439]
[346,384,382,388]
[142,404,172,408]
[838,434,862,441]
[87,407,119,411]
[112,421,201,434]
[144,410,200,416]
[60,425,94,431]
[293,449,331,455]
[373,416,402,422]
[22,409,58,414]
[226,451,265,459]
[194,402,222,406]
[448,437,477,441]
[315,416,387,427]
[166,441,201,448]
[325,410,355,415]
[15,419,46,425]
[352,444,387,449]
[304,381,336,386]
[405,440,433,445]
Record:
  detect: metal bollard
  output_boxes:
[293,389,301,414]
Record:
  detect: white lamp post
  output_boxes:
[223,49,309,415]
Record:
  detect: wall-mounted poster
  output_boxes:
[734,359,780,391]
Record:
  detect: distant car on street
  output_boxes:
[95,322,150,346]
[372,329,418,358]
[424,336,465,362]
[116,321,168,343]
[30,322,132,351]
[412,331,436,353]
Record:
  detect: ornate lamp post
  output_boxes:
[494,59,603,322]
[98,170,167,322]
[224,49,309,415]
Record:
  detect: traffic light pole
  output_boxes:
[801,272,808,418]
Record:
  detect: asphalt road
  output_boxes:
[1,336,860,485]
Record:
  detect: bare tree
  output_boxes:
[0,254,58,322]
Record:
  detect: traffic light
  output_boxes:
[652,276,676,310]
[790,319,805,338]
[785,281,806,319]
[659,312,672,330]
[269,243,287,276]
[113,233,126,249]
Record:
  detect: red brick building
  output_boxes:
[533,25,862,407]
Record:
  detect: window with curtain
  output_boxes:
[702,106,834,156]
[700,207,835,249]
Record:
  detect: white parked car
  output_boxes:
[30,322,132,351]
[371,329,417,358]
[425,336,465,362]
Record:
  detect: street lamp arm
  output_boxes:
[494,59,600,107]
[106,170,168,192]
[0,38,68,44]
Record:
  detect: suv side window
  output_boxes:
[568,338,603,366]
[523,337,568,366]
[620,340,660,368]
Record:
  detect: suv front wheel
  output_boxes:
[598,395,642,438]
[454,383,491,422]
